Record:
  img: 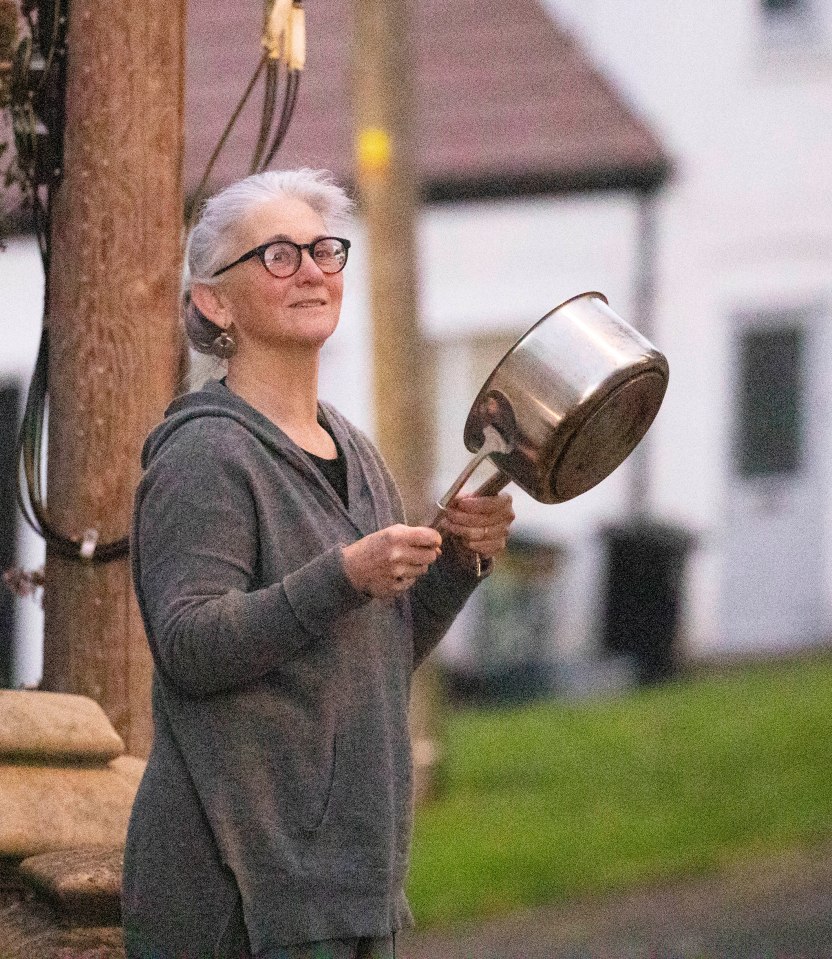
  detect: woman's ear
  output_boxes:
[191,283,230,328]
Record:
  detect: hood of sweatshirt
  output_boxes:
[142,378,353,472]
[140,378,379,535]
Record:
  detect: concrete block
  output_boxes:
[0,761,139,858]
[108,755,146,789]
[18,846,123,923]
[0,691,124,762]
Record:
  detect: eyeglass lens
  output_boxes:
[263,238,348,277]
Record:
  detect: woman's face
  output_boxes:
[215,195,344,353]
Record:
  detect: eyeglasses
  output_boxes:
[212,236,351,279]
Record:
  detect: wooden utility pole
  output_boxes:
[351,0,430,515]
[41,0,185,755]
[351,0,442,798]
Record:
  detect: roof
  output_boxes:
[185,0,670,202]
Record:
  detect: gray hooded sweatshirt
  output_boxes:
[122,380,483,957]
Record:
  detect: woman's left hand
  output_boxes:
[440,492,515,561]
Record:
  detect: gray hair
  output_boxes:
[182,168,354,354]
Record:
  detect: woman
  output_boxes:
[123,168,515,959]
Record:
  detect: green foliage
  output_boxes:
[408,657,832,927]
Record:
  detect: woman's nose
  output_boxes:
[295,248,326,281]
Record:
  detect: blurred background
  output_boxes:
[2,0,832,953]
[5,0,832,690]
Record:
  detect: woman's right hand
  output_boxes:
[341,524,443,598]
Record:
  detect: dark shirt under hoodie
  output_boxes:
[122,379,484,957]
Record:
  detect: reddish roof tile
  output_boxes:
[185,0,669,201]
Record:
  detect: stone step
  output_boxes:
[0,756,146,859]
[18,846,123,924]
[0,896,124,959]
[0,692,124,763]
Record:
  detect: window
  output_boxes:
[758,0,823,50]
[736,326,804,477]
[762,0,804,12]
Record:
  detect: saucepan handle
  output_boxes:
[427,467,512,529]
[473,470,511,498]
[427,424,513,529]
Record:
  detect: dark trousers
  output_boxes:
[255,936,395,958]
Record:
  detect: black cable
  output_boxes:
[261,67,300,170]
[188,52,267,228]
[13,0,129,562]
[13,0,303,562]
[250,57,278,174]
[16,327,130,562]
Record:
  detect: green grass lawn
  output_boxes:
[407,656,832,927]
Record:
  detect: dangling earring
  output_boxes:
[211,322,237,359]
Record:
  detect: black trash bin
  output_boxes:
[601,521,693,685]
[445,537,564,707]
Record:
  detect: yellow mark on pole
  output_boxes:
[356,126,392,177]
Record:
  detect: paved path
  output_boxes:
[399,842,832,958]
[5,842,832,957]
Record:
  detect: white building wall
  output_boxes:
[419,194,643,661]
[322,194,646,663]
[329,0,832,663]
[0,237,46,687]
[543,0,832,655]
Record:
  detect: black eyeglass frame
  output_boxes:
[211,236,352,279]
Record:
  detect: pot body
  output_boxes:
[463,292,669,504]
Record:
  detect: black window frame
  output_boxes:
[735,323,806,479]
[761,0,804,13]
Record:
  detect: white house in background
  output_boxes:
[534,0,832,661]
[308,0,832,668]
[325,0,832,668]
[4,0,668,686]
[4,0,832,686]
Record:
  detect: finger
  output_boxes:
[391,545,442,569]
[391,573,418,593]
[446,521,485,541]
[392,525,443,549]
[444,519,511,543]
[444,501,514,527]
[470,535,509,560]
[454,534,509,563]
[449,493,513,514]
[441,510,482,529]
[442,509,500,531]
[447,525,506,557]
[393,558,433,580]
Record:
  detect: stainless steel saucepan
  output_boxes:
[432,291,669,522]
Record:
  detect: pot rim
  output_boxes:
[462,290,609,447]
